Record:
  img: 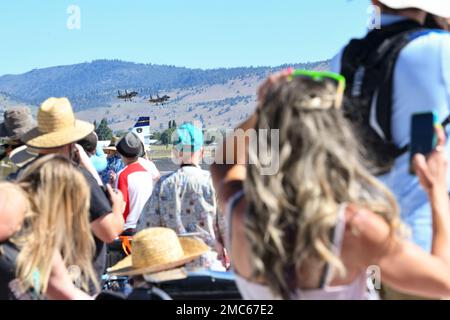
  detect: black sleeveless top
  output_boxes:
[0,240,19,299]
[0,240,43,300]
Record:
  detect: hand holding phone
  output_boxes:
[409,112,438,175]
[413,125,448,194]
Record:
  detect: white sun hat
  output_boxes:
[378,0,450,18]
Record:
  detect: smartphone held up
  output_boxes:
[409,112,439,175]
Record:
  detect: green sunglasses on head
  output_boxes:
[288,69,346,108]
[289,69,346,90]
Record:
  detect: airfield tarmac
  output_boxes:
[152,157,213,176]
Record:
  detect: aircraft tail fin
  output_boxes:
[131,116,151,146]
[133,117,150,128]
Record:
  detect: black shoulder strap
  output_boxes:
[374,26,424,142]
[443,115,450,128]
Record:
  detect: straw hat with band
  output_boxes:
[107,227,209,280]
[9,145,38,167]
[103,136,120,152]
[378,0,450,18]
[21,97,94,149]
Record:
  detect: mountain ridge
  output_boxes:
[0,59,330,131]
[0,59,330,110]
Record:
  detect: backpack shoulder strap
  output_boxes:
[372,27,424,142]
[341,20,423,98]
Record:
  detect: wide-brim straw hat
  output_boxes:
[103,136,119,151]
[21,97,94,149]
[378,0,450,18]
[107,227,209,277]
[142,267,189,283]
[103,146,117,152]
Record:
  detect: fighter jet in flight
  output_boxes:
[148,94,170,105]
[117,90,139,101]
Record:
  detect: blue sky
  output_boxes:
[0,0,370,75]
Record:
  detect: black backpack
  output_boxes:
[340,20,445,175]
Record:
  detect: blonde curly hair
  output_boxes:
[243,76,400,299]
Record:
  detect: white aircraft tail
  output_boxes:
[131,116,151,146]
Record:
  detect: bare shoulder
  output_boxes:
[210,164,246,204]
[345,205,391,236]
[341,204,393,267]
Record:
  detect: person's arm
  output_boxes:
[210,70,292,213]
[415,127,450,263]
[90,146,108,173]
[91,184,125,243]
[349,126,450,298]
[214,203,228,268]
[75,144,103,186]
[210,111,256,215]
[151,162,161,182]
[348,208,450,298]
[46,252,93,300]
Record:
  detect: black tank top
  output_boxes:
[0,240,43,300]
[0,240,19,299]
